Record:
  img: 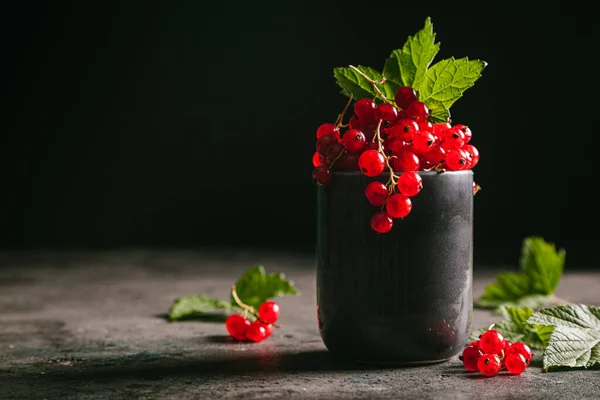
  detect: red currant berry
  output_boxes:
[364,141,379,151]
[371,211,393,233]
[479,329,505,355]
[358,149,386,177]
[406,101,429,123]
[325,143,345,164]
[441,128,465,151]
[383,137,405,156]
[312,166,332,185]
[503,340,512,353]
[312,151,325,167]
[342,129,367,153]
[354,98,376,121]
[316,123,341,140]
[418,121,433,132]
[461,144,480,168]
[246,320,269,342]
[433,122,451,137]
[477,353,501,377]
[349,114,364,130]
[392,151,420,172]
[374,104,399,122]
[340,152,360,170]
[257,301,280,324]
[411,131,436,154]
[365,181,389,206]
[445,149,469,171]
[397,171,423,197]
[469,340,481,349]
[505,353,527,375]
[394,86,419,109]
[388,118,420,141]
[422,145,446,165]
[386,193,412,218]
[460,345,484,372]
[506,342,533,365]
[226,314,251,340]
[316,134,339,155]
[454,124,472,144]
[262,322,274,338]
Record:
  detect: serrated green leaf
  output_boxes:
[520,236,566,295]
[417,57,486,123]
[232,265,299,310]
[469,306,551,350]
[475,237,566,311]
[527,304,600,370]
[169,295,231,321]
[383,17,440,91]
[333,66,376,100]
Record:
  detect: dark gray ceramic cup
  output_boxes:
[316,170,473,364]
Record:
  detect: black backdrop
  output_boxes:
[3,1,599,267]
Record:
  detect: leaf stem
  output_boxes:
[348,65,393,104]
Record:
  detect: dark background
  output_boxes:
[2,1,598,268]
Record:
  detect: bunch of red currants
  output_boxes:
[312,86,481,234]
[225,301,280,343]
[460,329,534,376]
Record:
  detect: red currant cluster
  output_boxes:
[225,301,280,343]
[312,86,481,234]
[460,329,534,377]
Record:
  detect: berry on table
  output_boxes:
[479,329,504,355]
[365,182,389,206]
[506,342,533,365]
[386,193,412,218]
[258,301,280,324]
[505,353,527,375]
[397,171,423,197]
[460,345,484,372]
[226,314,251,340]
[478,353,501,377]
[246,320,270,342]
[395,86,419,109]
[371,211,393,233]
[358,149,386,177]
[312,166,332,185]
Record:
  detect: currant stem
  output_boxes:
[348,65,393,104]
[230,285,281,328]
[335,94,353,127]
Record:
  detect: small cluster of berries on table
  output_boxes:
[312,86,480,234]
[460,329,534,377]
[225,300,280,343]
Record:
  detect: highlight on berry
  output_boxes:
[311,85,481,234]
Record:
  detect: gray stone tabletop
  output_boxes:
[1,250,599,399]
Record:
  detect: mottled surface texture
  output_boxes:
[0,250,599,399]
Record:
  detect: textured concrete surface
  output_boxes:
[0,249,599,399]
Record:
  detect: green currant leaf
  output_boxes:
[416,57,487,123]
[469,306,552,350]
[527,304,600,370]
[474,237,566,311]
[333,66,376,100]
[169,295,231,321]
[520,236,566,295]
[231,266,299,310]
[383,17,440,90]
